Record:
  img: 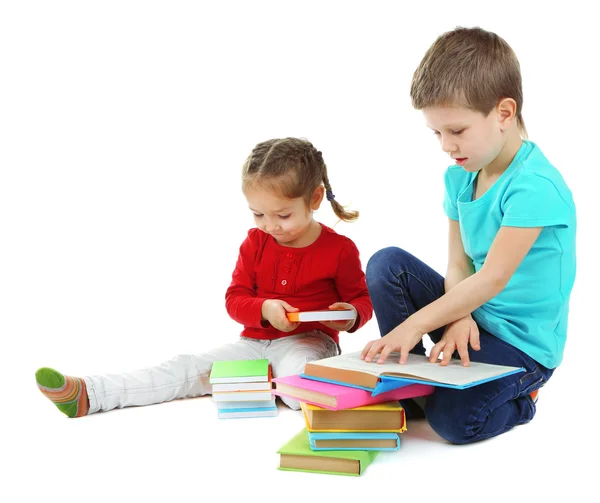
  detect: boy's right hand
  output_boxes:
[261,299,301,332]
[429,315,480,367]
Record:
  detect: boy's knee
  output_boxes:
[366,247,410,286]
[425,394,474,445]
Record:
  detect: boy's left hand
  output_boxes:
[319,302,357,332]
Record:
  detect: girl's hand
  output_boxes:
[261,299,301,332]
[361,322,424,364]
[429,315,480,366]
[319,302,357,332]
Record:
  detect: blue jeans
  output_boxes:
[366,247,554,445]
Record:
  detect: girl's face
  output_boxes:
[245,185,324,247]
[422,105,506,173]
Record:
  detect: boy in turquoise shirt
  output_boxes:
[362,27,576,444]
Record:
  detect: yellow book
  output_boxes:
[300,401,406,433]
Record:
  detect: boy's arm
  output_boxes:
[409,225,543,335]
[445,219,474,292]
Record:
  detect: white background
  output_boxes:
[1,1,597,501]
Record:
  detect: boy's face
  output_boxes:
[245,185,321,247]
[422,105,505,173]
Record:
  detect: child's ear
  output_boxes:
[311,186,325,210]
[496,98,517,130]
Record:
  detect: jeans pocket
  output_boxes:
[518,365,546,397]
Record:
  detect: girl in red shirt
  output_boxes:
[36,137,373,416]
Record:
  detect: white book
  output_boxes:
[286,309,356,322]
[218,408,278,419]
[215,398,276,410]
[303,351,525,391]
[211,381,272,392]
[212,390,274,402]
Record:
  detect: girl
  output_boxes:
[361,27,576,444]
[36,137,373,416]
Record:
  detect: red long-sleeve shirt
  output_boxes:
[225,224,373,344]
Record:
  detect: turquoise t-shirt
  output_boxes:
[443,141,576,369]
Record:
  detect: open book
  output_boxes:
[302,351,524,394]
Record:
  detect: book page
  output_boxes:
[311,351,523,386]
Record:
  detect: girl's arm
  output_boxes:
[333,238,373,332]
[225,231,267,328]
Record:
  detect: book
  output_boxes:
[215,398,276,410]
[209,359,270,384]
[277,429,378,476]
[212,381,272,392]
[300,401,406,433]
[217,406,278,419]
[286,310,356,322]
[212,390,273,402]
[308,431,400,451]
[272,374,434,410]
[302,351,525,394]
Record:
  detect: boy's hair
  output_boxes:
[411,26,527,137]
[242,137,358,222]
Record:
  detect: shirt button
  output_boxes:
[284,267,290,272]
[286,253,293,258]
[281,280,287,286]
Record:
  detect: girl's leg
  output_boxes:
[36,338,263,417]
[366,247,447,355]
[425,328,554,444]
[266,331,340,410]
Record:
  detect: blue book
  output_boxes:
[217,405,278,419]
[302,351,524,396]
[308,431,400,451]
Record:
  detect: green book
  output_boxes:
[277,428,378,476]
[209,359,270,384]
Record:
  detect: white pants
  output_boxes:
[84,331,339,414]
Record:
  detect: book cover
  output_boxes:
[272,374,434,410]
[286,310,356,322]
[302,351,524,394]
[212,381,272,392]
[209,359,270,384]
[277,429,378,476]
[212,390,273,402]
[215,398,276,410]
[300,401,406,433]
[218,406,278,419]
[308,431,400,451]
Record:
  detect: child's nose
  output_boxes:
[440,135,457,154]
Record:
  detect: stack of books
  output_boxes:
[209,359,278,419]
[273,374,431,476]
[272,333,524,476]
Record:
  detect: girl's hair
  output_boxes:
[411,26,527,138]
[242,137,358,222]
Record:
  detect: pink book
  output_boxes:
[272,374,434,411]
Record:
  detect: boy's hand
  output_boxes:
[429,315,480,367]
[261,299,300,332]
[360,321,423,364]
[319,302,357,332]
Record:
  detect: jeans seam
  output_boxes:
[95,375,204,397]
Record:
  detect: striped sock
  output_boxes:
[36,367,90,418]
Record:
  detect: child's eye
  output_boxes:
[253,213,263,218]
[433,131,441,136]
[279,214,291,220]
[452,129,465,135]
